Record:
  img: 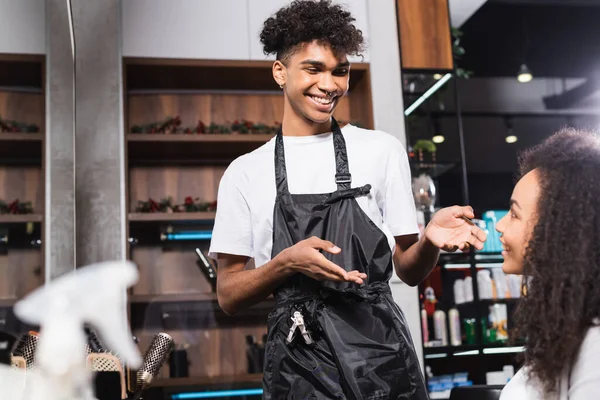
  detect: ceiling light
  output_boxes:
[517,64,533,83]
[506,135,518,144]
[433,74,443,80]
[432,135,445,143]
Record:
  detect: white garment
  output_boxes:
[500,326,600,400]
[208,124,419,268]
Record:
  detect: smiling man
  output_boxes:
[208,1,486,398]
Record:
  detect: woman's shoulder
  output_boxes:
[500,367,548,400]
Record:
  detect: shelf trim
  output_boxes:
[127,133,275,144]
[0,214,43,224]
[0,133,44,141]
[153,373,263,388]
[128,212,216,222]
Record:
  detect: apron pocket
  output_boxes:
[265,309,347,399]
[318,300,419,399]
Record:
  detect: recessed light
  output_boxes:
[506,135,518,144]
[432,135,445,143]
[433,74,443,80]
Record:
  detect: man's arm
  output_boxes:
[216,237,366,315]
[392,206,487,287]
[216,254,294,315]
[393,234,439,287]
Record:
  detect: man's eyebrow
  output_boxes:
[299,60,350,68]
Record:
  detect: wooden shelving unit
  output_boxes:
[0,133,43,161]
[122,57,374,386]
[153,373,263,388]
[0,298,17,308]
[128,212,216,222]
[129,292,217,303]
[0,54,46,325]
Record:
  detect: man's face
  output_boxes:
[274,41,350,124]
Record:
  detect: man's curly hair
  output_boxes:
[511,127,600,394]
[259,0,365,63]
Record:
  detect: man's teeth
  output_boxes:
[311,96,333,105]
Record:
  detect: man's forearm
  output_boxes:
[217,256,294,315]
[393,236,440,286]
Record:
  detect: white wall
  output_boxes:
[0,0,45,54]
[121,0,250,59]
[122,0,368,61]
[367,0,423,371]
[449,0,487,27]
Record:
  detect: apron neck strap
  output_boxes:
[274,117,352,195]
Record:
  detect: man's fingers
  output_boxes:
[453,205,475,220]
[347,270,366,285]
[472,225,488,242]
[309,236,341,254]
[318,257,348,280]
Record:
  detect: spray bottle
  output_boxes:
[0,260,142,400]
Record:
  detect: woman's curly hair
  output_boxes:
[259,0,365,63]
[511,127,600,394]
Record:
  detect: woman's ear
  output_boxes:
[272,60,286,88]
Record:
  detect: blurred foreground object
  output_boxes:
[0,260,142,400]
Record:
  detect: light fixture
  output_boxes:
[504,117,517,144]
[517,64,533,83]
[433,73,443,80]
[405,73,453,116]
[172,388,264,399]
[160,230,213,241]
[432,135,445,144]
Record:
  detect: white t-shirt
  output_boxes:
[208,124,419,268]
[500,326,600,400]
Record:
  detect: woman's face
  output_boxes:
[496,169,541,274]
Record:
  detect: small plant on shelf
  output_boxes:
[0,199,34,214]
[135,197,175,213]
[0,117,40,133]
[173,197,218,212]
[131,117,281,135]
[411,139,437,163]
[134,196,217,213]
[130,116,182,134]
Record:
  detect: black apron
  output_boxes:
[262,119,429,400]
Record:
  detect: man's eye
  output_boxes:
[334,69,349,76]
[306,68,319,73]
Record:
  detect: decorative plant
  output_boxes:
[135,197,174,213]
[0,199,34,214]
[131,116,182,134]
[135,196,217,213]
[451,27,473,79]
[0,117,40,133]
[173,197,217,212]
[412,139,437,162]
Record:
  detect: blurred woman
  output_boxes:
[497,128,600,399]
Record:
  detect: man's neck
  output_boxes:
[281,101,332,137]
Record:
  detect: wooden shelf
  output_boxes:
[0,133,43,162]
[0,54,44,89]
[129,292,216,303]
[124,58,369,92]
[0,298,17,307]
[128,212,216,222]
[153,373,263,388]
[127,133,274,163]
[0,214,43,224]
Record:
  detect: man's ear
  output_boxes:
[272,60,287,88]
